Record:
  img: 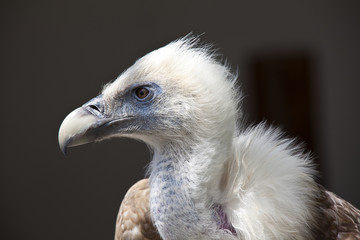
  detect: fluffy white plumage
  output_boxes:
[59,37,360,240]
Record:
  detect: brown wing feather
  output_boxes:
[315,186,360,239]
[115,179,161,240]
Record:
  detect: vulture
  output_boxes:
[58,37,360,240]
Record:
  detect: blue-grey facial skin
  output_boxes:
[87,82,164,138]
[113,82,163,132]
[133,83,165,132]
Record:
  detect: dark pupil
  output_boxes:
[136,88,149,99]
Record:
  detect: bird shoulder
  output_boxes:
[115,179,161,240]
[314,186,360,239]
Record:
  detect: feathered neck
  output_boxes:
[148,132,237,240]
[149,127,235,201]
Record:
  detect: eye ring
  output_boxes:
[135,87,150,100]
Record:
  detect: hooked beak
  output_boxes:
[58,95,133,155]
[58,106,98,155]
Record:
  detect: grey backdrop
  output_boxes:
[1,1,359,239]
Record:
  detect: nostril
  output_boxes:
[83,95,104,115]
[88,104,100,112]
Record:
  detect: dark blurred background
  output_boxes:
[1,1,359,239]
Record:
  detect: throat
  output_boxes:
[148,148,236,239]
[149,158,203,239]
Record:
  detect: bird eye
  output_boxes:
[135,87,150,100]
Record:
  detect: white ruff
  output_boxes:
[224,126,318,240]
